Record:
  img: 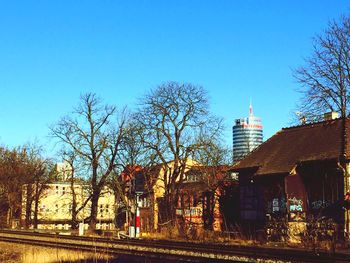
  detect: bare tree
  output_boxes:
[135,82,223,225]
[60,150,90,230]
[109,119,158,231]
[294,16,350,240]
[0,147,28,228]
[31,161,54,229]
[0,143,54,229]
[109,120,143,229]
[190,140,231,229]
[193,139,231,188]
[22,144,54,229]
[50,93,126,230]
[294,15,350,119]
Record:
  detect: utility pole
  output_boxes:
[134,171,144,238]
[135,193,140,238]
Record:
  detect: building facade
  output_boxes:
[232,115,350,242]
[119,160,199,235]
[21,162,116,231]
[232,103,263,163]
[175,165,239,232]
[21,182,116,231]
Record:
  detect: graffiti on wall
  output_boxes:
[311,200,330,210]
[266,197,287,213]
[288,197,303,212]
[272,198,279,212]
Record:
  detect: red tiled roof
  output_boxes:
[233,118,350,176]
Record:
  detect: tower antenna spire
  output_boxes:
[249,98,253,116]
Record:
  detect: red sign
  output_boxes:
[242,124,263,129]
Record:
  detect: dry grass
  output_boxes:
[144,224,256,246]
[0,242,111,263]
[0,243,22,263]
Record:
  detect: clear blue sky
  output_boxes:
[0,1,349,154]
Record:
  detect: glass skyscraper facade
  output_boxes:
[232,103,263,163]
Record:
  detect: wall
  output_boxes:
[21,182,116,230]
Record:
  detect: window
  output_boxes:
[55,186,59,195]
[140,197,150,208]
[187,173,202,182]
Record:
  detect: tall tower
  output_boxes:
[232,102,263,163]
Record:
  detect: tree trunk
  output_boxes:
[70,176,78,230]
[33,199,39,229]
[25,184,33,229]
[33,183,40,229]
[71,209,78,230]
[160,194,176,225]
[71,193,78,229]
[89,191,99,230]
[6,208,10,228]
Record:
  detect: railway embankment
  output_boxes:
[0,229,350,262]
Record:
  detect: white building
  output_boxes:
[232,102,263,163]
[21,162,116,231]
[21,182,116,230]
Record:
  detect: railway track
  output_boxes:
[0,229,349,262]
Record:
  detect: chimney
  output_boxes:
[324,112,339,121]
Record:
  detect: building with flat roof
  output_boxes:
[232,102,263,163]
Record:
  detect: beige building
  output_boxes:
[21,162,116,230]
[21,160,199,233]
[145,159,198,231]
[21,182,116,230]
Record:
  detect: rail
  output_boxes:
[0,229,349,262]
